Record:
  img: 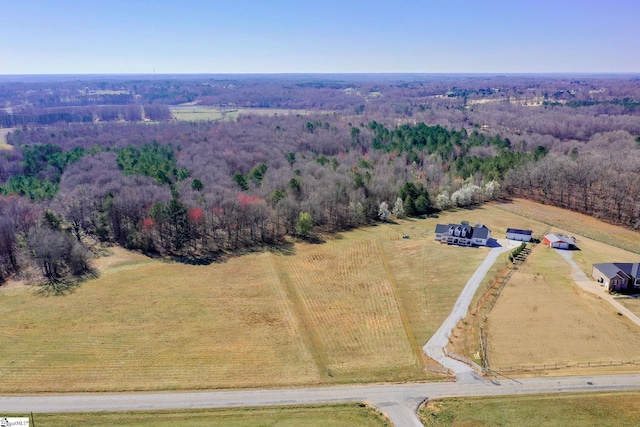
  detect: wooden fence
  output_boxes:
[497,359,640,373]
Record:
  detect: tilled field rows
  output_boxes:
[273,233,420,376]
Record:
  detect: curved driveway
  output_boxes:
[423,239,515,378]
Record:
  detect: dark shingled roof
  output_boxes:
[435,223,490,240]
[506,228,532,235]
[472,225,490,240]
[593,263,640,280]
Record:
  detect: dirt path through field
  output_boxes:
[555,249,640,328]
[423,239,515,379]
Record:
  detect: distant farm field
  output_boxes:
[420,392,640,427]
[170,106,316,122]
[10,403,391,427]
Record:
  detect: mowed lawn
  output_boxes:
[419,392,640,427]
[8,404,391,427]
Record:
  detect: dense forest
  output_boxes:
[0,74,639,286]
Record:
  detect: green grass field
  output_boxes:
[170,106,229,121]
[419,392,640,426]
[8,403,391,427]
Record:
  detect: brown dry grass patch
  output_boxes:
[2,222,456,393]
[1,250,319,392]
[272,228,427,380]
[620,298,640,318]
[420,391,640,426]
[486,244,640,371]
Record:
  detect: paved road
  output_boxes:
[423,239,515,377]
[3,375,640,426]
[555,249,640,327]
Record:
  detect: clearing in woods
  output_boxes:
[170,106,316,122]
[0,128,14,150]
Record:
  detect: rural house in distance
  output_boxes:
[434,223,491,246]
[543,233,577,249]
[592,263,640,293]
[506,228,533,242]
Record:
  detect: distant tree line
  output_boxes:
[0,104,171,127]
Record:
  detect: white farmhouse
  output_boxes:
[434,223,491,246]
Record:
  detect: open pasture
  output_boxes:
[2,220,466,393]
[447,199,640,374]
[0,248,320,392]
[3,206,540,393]
[486,243,640,371]
[272,229,425,380]
[420,391,640,427]
[3,199,637,393]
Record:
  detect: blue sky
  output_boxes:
[1,0,638,74]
